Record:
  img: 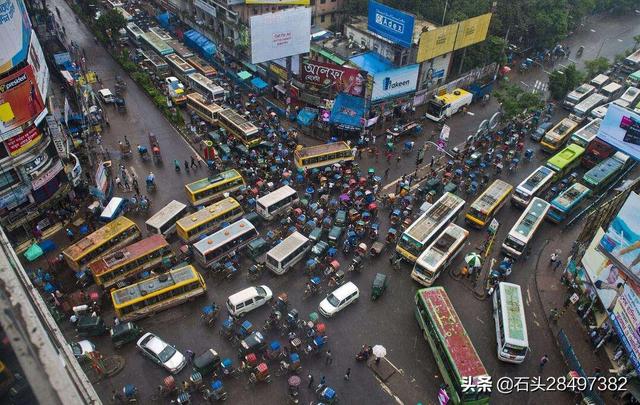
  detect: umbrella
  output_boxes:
[465,252,482,268]
[288,375,301,387]
[24,243,43,262]
[339,194,350,202]
[372,345,387,358]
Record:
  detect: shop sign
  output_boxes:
[31,159,62,190]
[5,125,41,156]
[269,63,288,80]
[23,151,49,174]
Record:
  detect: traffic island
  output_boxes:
[367,357,396,382]
[367,356,424,404]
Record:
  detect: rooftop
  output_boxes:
[349,51,393,74]
[349,15,438,46]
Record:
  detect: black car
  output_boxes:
[531,121,553,142]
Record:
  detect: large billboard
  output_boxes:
[302,61,367,97]
[0,0,31,75]
[599,192,640,284]
[371,64,419,101]
[597,104,640,160]
[5,124,41,156]
[246,0,309,4]
[28,30,49,103]
[454,13,492,50]
[367,0,415,48]
[0,65,45,135]
[250,7,311,64]
[417,24,457,62]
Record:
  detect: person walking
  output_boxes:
[384,167,390,179]
[554,257,563,271]
[191,156,198,169]
[325,350,333,365]
[307,371,314,388]
[344,368,351,381]
[539,354,549,373]
[132,178,140,195]
[549,251,558,268]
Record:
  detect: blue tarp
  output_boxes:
[184,29,217,61]
[156,12,174,31]
[251,77,268,89]
[330,93,365,130]
[349,51,393,74]
[297,108,317,126]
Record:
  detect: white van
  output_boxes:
[614,87,640,109]
[319,282,359,317]
[589,74,610,89]
[600,82,623,101]
[226,285,273,317]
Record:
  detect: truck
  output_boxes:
[424,89,473,122]
[165,77,187,105]
[467,79,494,102]
[563,83,595,110]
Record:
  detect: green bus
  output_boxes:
[415,287,490,404]
[545,143,585,182]
[581,151,630,191]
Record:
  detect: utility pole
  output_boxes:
[441,0,449,25]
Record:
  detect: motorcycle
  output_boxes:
[303,277,322,299]
[486,258,513,295]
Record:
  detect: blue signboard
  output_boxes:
[367,1,415,48]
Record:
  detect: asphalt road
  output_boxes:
[49,1,640,403]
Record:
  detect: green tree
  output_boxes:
[95,9,126,42]
[583,57,610,79]
[547,63,585,100]
[633,34,640,50]
[494,83,544,121]
[461,35,508,71]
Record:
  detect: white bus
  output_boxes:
[492,282,529,363]
[256,185,299,220]
[187,73,226,103]
[145,200,188,237]
[126,22,144,46]
[511,166,555,208]
[502,197,550,258]
[266,231,310,275]
[569,118,601,148]
[193,219,258,268]
[412,223,469,287]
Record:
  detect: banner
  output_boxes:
[0,65,45,134]
[5,125,41,156]
[303,61,366,97]
[597,104,640,161]
[367,0,415,48]
[417,24,457,62]
[28,30,49,103]
[454,13,492,50]
[250,7,311,64]
[246,0,309,3]
[371,64,419,101]
[0,0,31,75]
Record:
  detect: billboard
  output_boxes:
[597,104,640,160]
[367,0,415,48]
[0,65,45,135]
[303,61,367,97]
[28,30,49,103]
[250,7,311,64]
[454,13,492,50]
[0,0,31,75]
[371,64,419,101]
[417,24,457,62]
[599,192,640,284]
[246,0,309,3]
[5,125,41,156]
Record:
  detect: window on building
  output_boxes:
[400,53,408,66]
[0,143,8,160]
[0,169,20,192]
[320,0,326,4]
[321,14,325,23]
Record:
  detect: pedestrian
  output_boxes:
[112,389,125,404]
[115,177,122,190]
[372,134,377,144]
[185,349,195,363]
[66,227,74,240]
[320,376,325,386]
[307,371,314,388]
[113,316,120,326]
[325,349,333,365]
[357,148,363,159]
[549,252,558,268]
[430,156,435,168]
[191,156,197,169]
[344,367,351,381]
[539,354,549,373]
[594,367,601,378]
[396,154,402,166]
[554,258,563,271]
[133,179,140,195]
[384,168,390,179]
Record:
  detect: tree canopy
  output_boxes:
[494,83,545,121]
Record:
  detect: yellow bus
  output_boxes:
[88,234,173,289]
[540,117,580,153]
[294,142,354,170]
[465,179,513,228]
[185,169,245,206]
[111,264,206,322]
[187,55,216,78]
[218,108,262,148]
[176,197,244,243]
[186,92,223,125]
[63,217,141,271]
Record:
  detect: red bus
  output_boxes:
[582,138,614,169]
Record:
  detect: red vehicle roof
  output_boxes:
[89,234,168,276]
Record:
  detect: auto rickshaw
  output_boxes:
[76,316,109,337]
[239,331,266,358]
[348,256,364,273]
[328,226,343,245]
[318,387,337,404]
[110,321,142,348]
[311,241,329,257]
[308,227,323,242]
[193,349,221,376]
[370,241,385,257]
[202,380,228,402]
[371,273,388,301]
[247,238,269,261]
[386,228,398,244]
[249,362,271,384]
[328,270,345,287]
[334,210,347,227]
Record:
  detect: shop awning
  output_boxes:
[238,71,252,80]
[317,48,346,66]
[251,77,268,89]
[297,108,317,126]
[274,84,287,94]
[330,92,365,130]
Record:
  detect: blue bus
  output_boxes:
[546,183,592,223]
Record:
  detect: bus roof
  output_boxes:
[470,179,512,214]
[126,22,144,35]
[551,183,591,210]
[295,142,350,159]
[112,265,198,306]
[140,31,174,55]
[176,197,240,229]
[518,166,554,194]
[546,144,585,170]
[188,73,225,92]
[572,118,601,142]
[185,169,241,193]
[545,118,579,142]
[166,39,194,59]
[193,219,256,253]
[219,109,259,134]
[420,287,488,378]
[187,56,217,76]
[257,185,297,208]
[406,193,465,242]
[146,200,188,229]
[435,88,472,104]
[64,217,137,259]
[186,93,223,113]
[583,153,627,186]
[149,26,172,41]
[267,231,309,261]
[166,53,195,73]
[89,234,168,276]
[498,283,529,347]
[510,198,549,241]
[139,49,168,68]
[416,223,468,271]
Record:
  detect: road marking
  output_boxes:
[617,39,623,42]
[590,29,596,33]
[526,287,532,305]
[533,319,540,327]
[476,316,484,324]
[383,357,405,375]
[377,379,405,405]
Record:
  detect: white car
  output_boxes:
[319,282,359,317]
[136,332,186,374]
[70,340,95,359]
[98,89,115,104]
[226,285,273,317]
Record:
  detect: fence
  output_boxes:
[557,329,605,405]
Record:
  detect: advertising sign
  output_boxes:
[246,0,309,4]
[273,56,300,77]
[303,61,367,97]
[28,30,49,103]
[371,64,419,101]
[250,7,311,64]
[454,13,492,50]
[367,1,415,48]
[0,0,31,75]
[31,160,63,190]
[5,125,41,156]
[0,65,45,134]
[597,104,640,160]
[417,24,457,62]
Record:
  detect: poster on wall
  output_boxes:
[597,104,640,161]
[0,65,45,135]
[250,7,311,64]
[0,0,31,75]
[599,192,640,284]
[371,64,419,101]
[367,0,415,48]
[303,61,367,97]
[28,30,49,102]
[5,125,41,156]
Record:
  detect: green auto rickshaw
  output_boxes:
[76,316,109,338]
[371,273,388,301]
[110,322,142,349]
[334,210,347,227]
[247,238,269,260]
[308,227,324,242]
[328,226,344,245]
[193,349,221,377]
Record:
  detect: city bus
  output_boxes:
[184,169,245,206]
[501,197,550,258]
[266,231,311,275]
[465,179,513,228]
[88,234,173,289]
[511,165,555,208]
[218,109,262,148]
[165,53,196,83]
[415,287,491,404]
[140,31,174,56]
[411,223,469,286]
[63,217,141,271]
[546,183,592,223]
[186,92,223,125]
[569,118,601,148]
[187,73,226,103]
[126,22,144,46]
[193,219,258,268]
[492,282,529,363]
[176,197,243,243]
[545,144,585,182]
[540,117,580,153]
[256,185,298,220]
[187,56,217,78]
[581,151,630,192]
[294,142,354,170]
[582,137,614,169]
[111,265,206,322]
[139,49,170,77]
[145,200,188,237]
[166,39,194,59]
[396,193,465,262]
